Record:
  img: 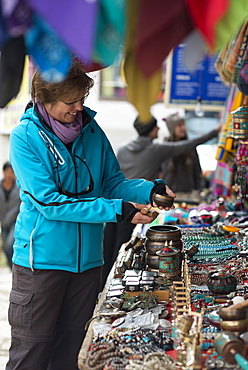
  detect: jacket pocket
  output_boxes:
[8,289,33,329]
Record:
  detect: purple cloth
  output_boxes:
[36,101,83,144]
[25,0,99,61]
[1,0,33,37]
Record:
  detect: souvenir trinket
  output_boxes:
[218,306,247,321]
[156,244,182,278]
[146,224,181,242]
[207,270,237,295]
[214,331,247,365]
[220,318,248,334]
[152,193,174,208]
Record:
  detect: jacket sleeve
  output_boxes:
[10,124,154,224]
[99,135,156,203]
[154,129,218,159]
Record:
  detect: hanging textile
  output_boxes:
[225,19,248,78]
[212,161,235,197]
[0,35,26,108]
[1,0,33,38]
[215,0,248,51]
[93,0,126,67]
[215,87,244,162]
[212,88,245,197]
[185,0,229,50]
[135,0,194,78]
[123,0,162,122]
[25,0,99,63]
[25,15,71,83]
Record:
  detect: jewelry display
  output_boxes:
[85,342,122,370]
[80,222,248,370]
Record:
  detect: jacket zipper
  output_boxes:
[72,154,82,273]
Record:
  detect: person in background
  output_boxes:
[6,60,175,370]
[161,112,205,201]
[101,115,221,289]
[0,161,20,269]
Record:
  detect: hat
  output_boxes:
[3,161,12,171]
[163,113,184,135]
[133,116,157,136]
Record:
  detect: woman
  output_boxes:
[6,60,175,370]
[161,113,206,200]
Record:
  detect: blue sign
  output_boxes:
[168,44,229,108]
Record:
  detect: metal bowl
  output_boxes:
[218,306,247,321]
[146,225,181,242]
[220,317,248,334]
[152,193,174,208]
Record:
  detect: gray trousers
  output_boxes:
[6,264,102,370]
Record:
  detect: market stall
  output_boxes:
[78,214,248,370]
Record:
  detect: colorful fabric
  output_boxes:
[225,19,248,76]
[185,0,229,49]
[216,1,248,51]
[1,0,33,38]
[212,161,234,196]
[215,87,244,162]
[93,0,126,67]
[135,0,194,78]
[215,42,233,85]
[123,0,162,122]
[25,15,71,83]
[25,0,99,62]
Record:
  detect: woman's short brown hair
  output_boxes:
[31,60,94,105]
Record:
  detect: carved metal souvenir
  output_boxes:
[207,270,237,295]
[156,245,182,278]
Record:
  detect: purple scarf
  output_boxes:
[36,101,83,144]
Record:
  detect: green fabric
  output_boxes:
[94,0,126,66]
[216,0,248,51]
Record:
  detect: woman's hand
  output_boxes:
[152,185,176,210]
[130,208,159,224]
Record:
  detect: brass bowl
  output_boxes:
[218,306,247,321]
[152,193,174,208]
[220,317,248,334]
[146,254,160,269]
[146,225,181,242]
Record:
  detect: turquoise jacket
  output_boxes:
[10,105,157,273]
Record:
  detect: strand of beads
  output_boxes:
[85,342,122,370]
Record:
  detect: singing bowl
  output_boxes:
[220,317,248,333]
[152,193,174,208]
[218,306,247,321]
[146,225,181,242]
